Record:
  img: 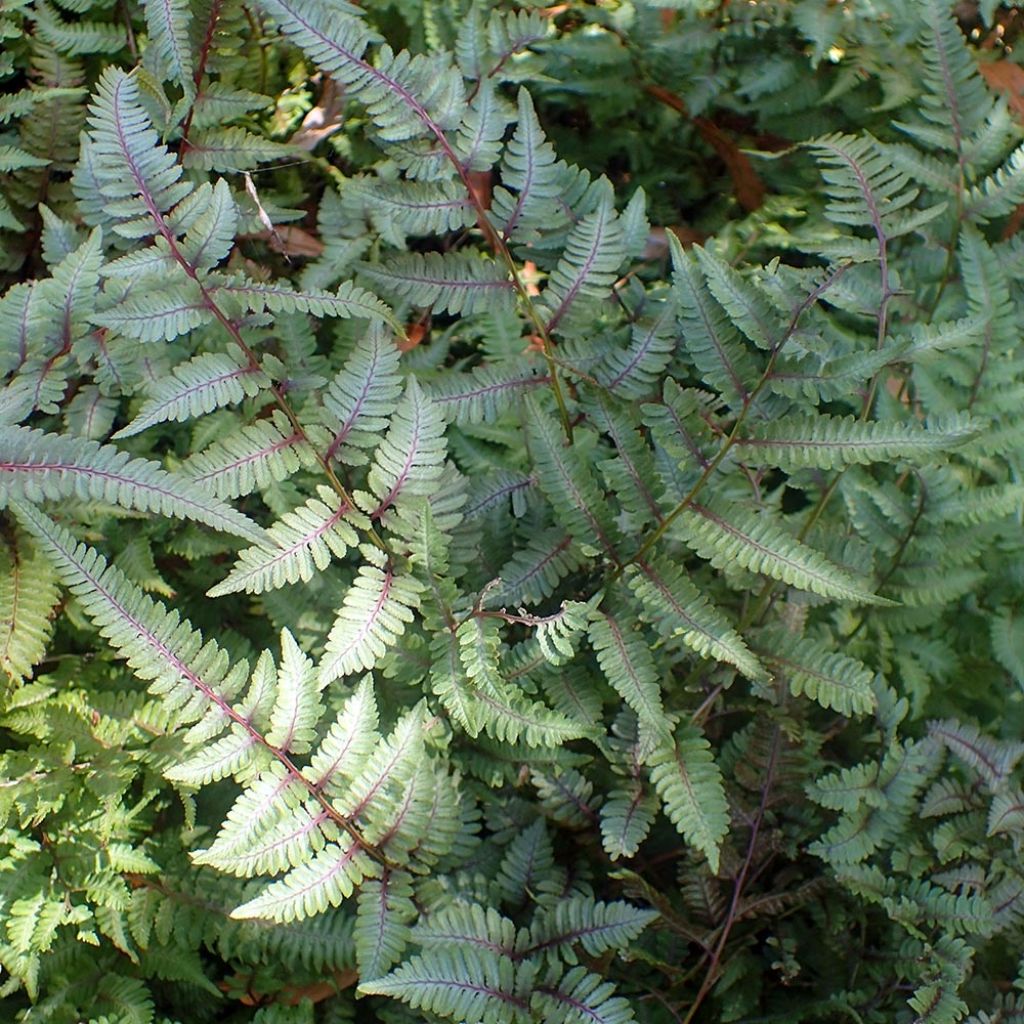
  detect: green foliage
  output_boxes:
[3,0,1024,1022]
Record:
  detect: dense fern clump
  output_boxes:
[3,0,1024,1021]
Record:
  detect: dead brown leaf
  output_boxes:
[289,75,345,150]
[980,59,1024,119]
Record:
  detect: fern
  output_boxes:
[75,67,193,230]
[321,324,403,465]
[114,350,268,438]
[209,487,359,597]
[3,1,1024,1019]
[0,424,266,542]
[649,725,730,873]
[362,252,514,317]
[360,947,530,1024]
[734,413,978,470]
[0,528,60,686]
[181,412,309,499]
[142,0,194,97]
[319,547,422,684]
[628,559,766,682]
[671,497,884,604]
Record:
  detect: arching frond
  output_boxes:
[627,560,766,682]
[734,413,978,470]
[671,497,885,604]
[589,613,668,743]
[319,548,422,684]
[361,252,514,317]
[526,401,621,560]
[0,425,266,542]
[181,412,309,500]
[73,67,193,230]
[0,529,60,686]
[321,324,402,466]
[114,350,268,438]
[142,0,194,96]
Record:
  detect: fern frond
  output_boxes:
[355,871,415,980]
[181,412,309,500]
[807,133,939,258]
[258,0,466,149]
[321,324,402,466]
[641,378,716,474]
[37,226,104,355]
[11,502,250,726]
[491,88,565,244]
[929,719,1024,789]
[600,781,656,860]
[533,966,635,1024]
[305,675,379,794]
[486,530,582,607]
[694,247,785,352]
[114,350,268,438]
[182,127,293,172]
[648,725,729,873]
[587,393,662,532]
[959,225,1016,357]
[671,498,884,604]
[455,79,510,172]
[209,487,359,597]
[264,629,322,755]
[33,0,128,56]
[759,633,876,716]
[353,179,475,244]
[0,425,266,542]
[361,252,514,317]
[319,547,422,684]
[589,613,669,742]
[413,902,521,957]
[529,897,657,964]
[913,3,991,156]
[334,703,425,826]
[0,146,49,175]
[142,0,194,96]
[539,186,626,333]
[966,141,1024,221]
[429,365,548,425]
[95,279,210,343]
[214,278,395,326]
[807,762,882,814]
[74,67,193,229]
[0,529,60,686]
[431,620,588,746]
[472,686,590,748]
[359,947,530,1024]
[594,299,677,400]
[526,401,620,560]
[991,608,1024,687]
[628,560,766,681]
[230,838,374,922]
[360,377,447,518]
[669,232,758,407]
[734,413,978,470]
[178,178,238,271]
